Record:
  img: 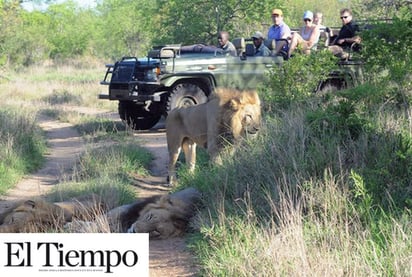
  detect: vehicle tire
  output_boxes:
[118,101,161,130]
[167,83,208,113]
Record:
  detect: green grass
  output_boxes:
[0,108,46,194]
[179,81,412,275]
[46,142,153,206]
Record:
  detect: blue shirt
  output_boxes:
[268,22,291,51]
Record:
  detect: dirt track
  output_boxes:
[0,110,199,277]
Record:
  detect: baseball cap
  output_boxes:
[272,9,283,16]
[251,31,264,39]
[303,10,313,20]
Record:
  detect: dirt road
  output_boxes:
[0,112,199,277]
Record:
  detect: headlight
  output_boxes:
[144,67,160,81]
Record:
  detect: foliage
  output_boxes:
[260,50,335,110]
[46,2,95,58]
[1,0,409,66]
[351,0,412,20]
[361,12,412,102]
[153,0,271,45]
[95,0,158,59]
[181,16,412,275]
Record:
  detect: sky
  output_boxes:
[21,0,97,11]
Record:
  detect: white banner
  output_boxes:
[0,233,149,277]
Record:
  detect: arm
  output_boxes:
[306,25,320,48]
[337,35,361,45]
[281,25,292,40]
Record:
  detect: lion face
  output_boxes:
[238,101,261,137]
[228,90,262,140]
[0,200,68,232]
[127,195,189,239]
[0,195,106,233]
[127,208,185,239]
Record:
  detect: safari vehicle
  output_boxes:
[99,38,363,130]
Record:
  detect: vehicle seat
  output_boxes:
[318,27,331,48]
[264,39,277,56]
[245,43,255,56]
[232,37,245,56]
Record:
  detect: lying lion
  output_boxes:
[0,188,202,240]
[124,187,201,239]
[66,188,202,239]
[166,88,262,186]
[0,194,105,233]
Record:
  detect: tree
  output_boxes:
[0,0,25,65]
[153,0,274,45]
[94,0,158,59]
[46,1,94,58]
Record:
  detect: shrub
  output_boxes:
[260,50,335,111]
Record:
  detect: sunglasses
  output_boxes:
[340,15,349,19]
[304,18,311,22]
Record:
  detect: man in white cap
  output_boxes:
[251,31,271,56]
[287,10,320,58]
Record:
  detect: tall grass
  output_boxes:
[1,58,115,111]
[193,171,412,276]
[180,85,412,275]
[0,108,46,193]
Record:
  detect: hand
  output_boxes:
[353,36,362,44]
[338,39,345,45]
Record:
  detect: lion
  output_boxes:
[166,88,262,185]
[62,188,201,239]
[0,188,201,239]
[126,188,201,239]
[0,194,106,233]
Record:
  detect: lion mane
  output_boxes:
[166,88,262,185]
[0,194,105,233]
[112,187,202,240]
[126,195,191,239]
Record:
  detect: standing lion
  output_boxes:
[166,88,262,186]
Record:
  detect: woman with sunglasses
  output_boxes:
[287,11,320,58]
[328,8,361,59]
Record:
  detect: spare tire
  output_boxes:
[166,83,208,113]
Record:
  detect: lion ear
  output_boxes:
[23,200,36,209]
[229,98,241,111]
[159,195,173,206]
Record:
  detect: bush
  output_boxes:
[260,50,336,111]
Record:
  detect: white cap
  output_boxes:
[303,11,313,20]
[251,31,264,39]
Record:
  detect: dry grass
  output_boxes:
[195,171,412,276]
[1,58,116,111]
[0,60,151,234]
[189,95,412,276]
